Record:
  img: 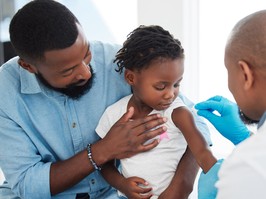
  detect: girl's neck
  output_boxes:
[128,95,153,119]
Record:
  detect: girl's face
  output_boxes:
[126,58,184,111]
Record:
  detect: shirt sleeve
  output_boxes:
[216,130,266,199]
[179,92,212,146]
[0,111,51,199]
[95,107,114,139]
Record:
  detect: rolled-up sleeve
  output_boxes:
[0,111,52,199]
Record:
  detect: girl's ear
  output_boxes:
[124,69,135,85]
[18,58,37,74]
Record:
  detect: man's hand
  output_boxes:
[94,107,167,164]
[195,95,250,145]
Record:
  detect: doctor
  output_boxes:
[196,10,266,199]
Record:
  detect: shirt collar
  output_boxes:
[258,111,266,129]
[20,67,43,94]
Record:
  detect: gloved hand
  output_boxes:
[195,95,250,145]
[198,159,224,199]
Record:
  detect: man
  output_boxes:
[0,0,211,198]
[196,10,266,199]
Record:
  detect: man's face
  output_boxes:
[225,45,261,123]
[32,24,94,99]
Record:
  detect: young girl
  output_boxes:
[96,25,217,199]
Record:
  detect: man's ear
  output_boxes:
[124,69,135,85]
[238,60,254,90]
[18,58,37,74]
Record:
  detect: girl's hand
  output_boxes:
[120,176,153,199]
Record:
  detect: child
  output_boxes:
[96,25,217,199]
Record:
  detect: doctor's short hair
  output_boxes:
[114,25,184,74]
[9,0,80,62]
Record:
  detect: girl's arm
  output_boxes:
[101,160,153,198]
[172,106,217,173]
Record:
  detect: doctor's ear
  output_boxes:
[124,69,135,85]
[238,60,254,90]
[18,58,37,74]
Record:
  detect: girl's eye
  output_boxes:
[155,85,166,90]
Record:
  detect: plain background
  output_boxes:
[0,0,264,198]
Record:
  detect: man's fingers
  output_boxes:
[131,115,167,135]
[195,101,224,114]
[109,111,167,159]
[197,109,220,124]
[117,108,166,130]
[118,106,135,122]
[139,139,160,152]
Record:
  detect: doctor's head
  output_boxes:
[224,10,266,122]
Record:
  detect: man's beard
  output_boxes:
[36,67,94,100]
[239,109,259,125]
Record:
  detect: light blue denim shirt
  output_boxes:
[0,41,211,199]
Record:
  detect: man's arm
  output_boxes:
[0,108,166,199]
[159,147,199,199]
[50,108,166,195]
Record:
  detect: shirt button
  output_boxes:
[91,179,95,184]
[72,122,76,128]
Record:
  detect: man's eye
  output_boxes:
[62,69,74,77]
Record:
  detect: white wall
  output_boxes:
[59,0,138,44]
[2,1,262,197]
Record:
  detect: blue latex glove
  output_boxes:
[195,95,250,145]
[198,159,224,199]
